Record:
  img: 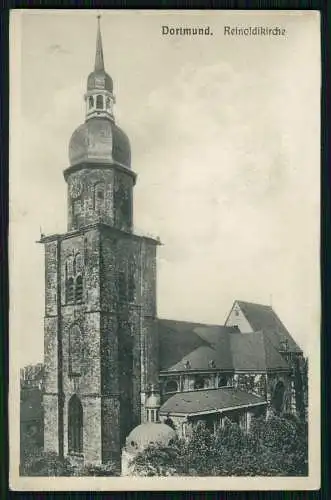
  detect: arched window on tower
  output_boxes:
[69,325,82,376]
[89,96,94,109]
[96,95,103,109]
[94,182,105,213]
[73,253,83,276]
[106,97,111,110]
[75,275,83,303]
[66,277,75,303]
[65,258,74,304]
[68,395,83,454]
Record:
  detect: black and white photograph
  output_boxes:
[9,9,320,490]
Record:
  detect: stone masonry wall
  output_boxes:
[43,394,59,454]
[101,396,121,463]
[43,240,60,454]
[67,168,115,231]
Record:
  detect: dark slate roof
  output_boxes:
[230,331,289,371]
[20,388,43,422]
[158,319,237,372]
[236,301,302,353]
[158,319,290,373]
[159,387,267,416]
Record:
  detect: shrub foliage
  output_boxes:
[130,415,308,477]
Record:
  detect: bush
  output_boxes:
[20,451,119,477]
[80,462,119,476]
[20,451,73,477]
[129,414,308,477]
[130,442,183,476]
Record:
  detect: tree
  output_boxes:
[129,441,183,476]
[129,415,308,477]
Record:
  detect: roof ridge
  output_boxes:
[236,300,273,309]
[157,317,235,329]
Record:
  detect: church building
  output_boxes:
[40,19,305,470]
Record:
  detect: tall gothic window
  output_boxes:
[66,277,75,303]
[68,395,83,454]
[69,325,82,376]
[96,95,103,109]
[65,258,74,304]
[75,276,83,303]
[272,380,285,413]
[73,253,82,276]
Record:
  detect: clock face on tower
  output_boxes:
[70,177,83,199]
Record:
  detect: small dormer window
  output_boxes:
[184,360,191,370]
[209,360,216,369]
[96,95,103,109]
[235,309,240,317]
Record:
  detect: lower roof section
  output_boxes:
[159,387,267,417]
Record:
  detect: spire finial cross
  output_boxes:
[94,14,104,72]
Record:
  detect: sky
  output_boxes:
[10,10,320,367]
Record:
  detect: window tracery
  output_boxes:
[65,253,84,304]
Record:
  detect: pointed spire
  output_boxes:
[95,15,104,72]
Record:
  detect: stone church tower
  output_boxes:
[40,18,160,465]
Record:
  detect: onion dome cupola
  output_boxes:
[68,16,131,170]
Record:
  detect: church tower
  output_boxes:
[40,17,160,466]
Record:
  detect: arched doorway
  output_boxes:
[68,395,83,454]
[271,380,285,414]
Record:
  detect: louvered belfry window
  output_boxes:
[66,277,75,303]
[75,275,83,303]
[65,254,84,304]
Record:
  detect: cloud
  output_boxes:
[47,43,70,55]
